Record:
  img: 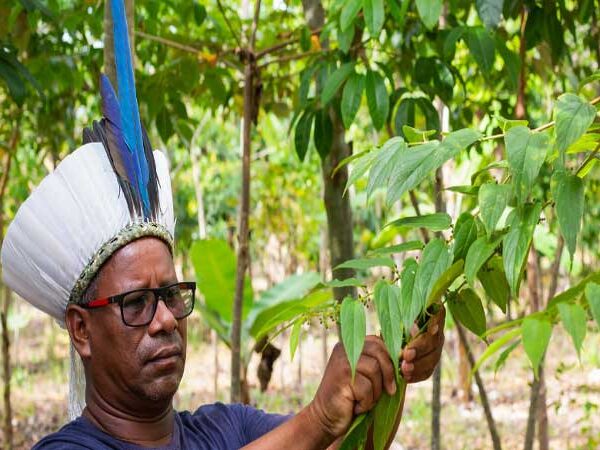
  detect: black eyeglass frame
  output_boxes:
[81,281,196,327]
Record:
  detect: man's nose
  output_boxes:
[148,299,177,335]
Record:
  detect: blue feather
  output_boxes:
[99,74,138,191]
[110,0,150,216]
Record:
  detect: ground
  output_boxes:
[3,309,599,449]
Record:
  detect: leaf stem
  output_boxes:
[575,141,600,176]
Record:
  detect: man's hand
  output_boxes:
[307,335,397,439]
[401,305,445,383]
[307,305,446,440]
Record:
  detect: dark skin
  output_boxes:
[66,237,444,449]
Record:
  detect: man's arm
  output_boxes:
[243,307,445,450]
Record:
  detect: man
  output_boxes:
[0,1,445,448]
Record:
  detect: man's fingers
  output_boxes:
[403,328,443,362]
[356,354,383,403]
[362,336,397,395]
[402,345,442,383]
[351,372,375,414]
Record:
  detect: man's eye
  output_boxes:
[124,293,149,309]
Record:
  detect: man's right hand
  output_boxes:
[306,335,397,440]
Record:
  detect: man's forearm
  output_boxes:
[241,404,337,450]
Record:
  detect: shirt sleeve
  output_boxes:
[234,403,293,444]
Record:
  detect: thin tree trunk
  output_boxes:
[231,0,261,404]
[1,126,18,450]
[456,323,503,450]
[1,287,13,450]
[302,0,357,310]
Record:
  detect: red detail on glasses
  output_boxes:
[88,298,110,307]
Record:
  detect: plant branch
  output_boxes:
[257,49,325,69]
[249,0,262,50]
[575,141,600,176]
[255,26,323,59]
[456,323,502,450]
[216,0,243,49]
[408,190,430,244]
[135,30,241,71]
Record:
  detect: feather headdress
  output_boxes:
[83,0,160,220]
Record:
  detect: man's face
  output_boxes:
[83,237,187,411]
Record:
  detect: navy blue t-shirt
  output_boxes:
[32,403,291,449]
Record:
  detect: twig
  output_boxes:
[575,141,600,176]
[135,30,241,71]
[249,0,262,50]
[216,0,242,49]
[408,190,430,244]
[255,26,323,59]
[257,49,325,69]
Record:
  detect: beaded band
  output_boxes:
[68,222,173,305]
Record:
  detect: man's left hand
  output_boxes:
[400,305,446,383]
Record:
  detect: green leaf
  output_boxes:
[386,213,452,232]
[465,234,503,286]
[427,260,464,307]
[340,297,367,381]
[453,213,479,262]
[190,239,253,324]
[324,278,365,288]
[449,288,486,336]
[416,0,442,29]
[371,240,424,255]
[446,185,480,195]
[250,289,332,338]
[338,23,355,53]
[294,110,314,162]
[521,316,552,377]
[479,183,512,236]
[345,149,380,193]
[503,203,542,295]
[373,380,406,450]
[471,328,521,374]
[551,170,584,261]
[156,107,174,143]
[290,320,302,360]
[548,271,600,309]
[314,108,333,159]
[554,93,597,156]
[386,128,481,206]
[478,256,510,313]
[364,0,384,35]
[321,63,355,105]
[494,340,520,374]
[400,259,419,333]
[341,72,365,128]
[339,413,372,450]
[335,256,395,270]
[374,281,403,373]
[557,303,587,357]
[505,126,550,203]
[578,71,600,93]
[585,283,600,329]
[193,1,207,25]
[402,125,437,143]
[366,70,389,130]
[464,27,496,73]
[340,0,362,31]
[413,239,453,313]
[476,0,504,28]
[367,138,405,200]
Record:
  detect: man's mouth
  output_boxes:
[147,346,182,366]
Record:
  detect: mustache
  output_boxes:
[140,333,184,361]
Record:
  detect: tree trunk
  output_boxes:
[1,127,18,450]
[302,0,357,309]
[103,0,135,88]
[231,0,261,404]
[456,323,503,450]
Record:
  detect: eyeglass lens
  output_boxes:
[122,284,194,326]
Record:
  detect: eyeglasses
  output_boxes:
[82,281,196,327]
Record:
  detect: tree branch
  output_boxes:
[216,0,242,49]
[135,30,241,71]
[255,26,322,59]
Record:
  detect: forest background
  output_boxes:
[1,0,600,449]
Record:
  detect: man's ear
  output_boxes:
[66,304,92,360]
